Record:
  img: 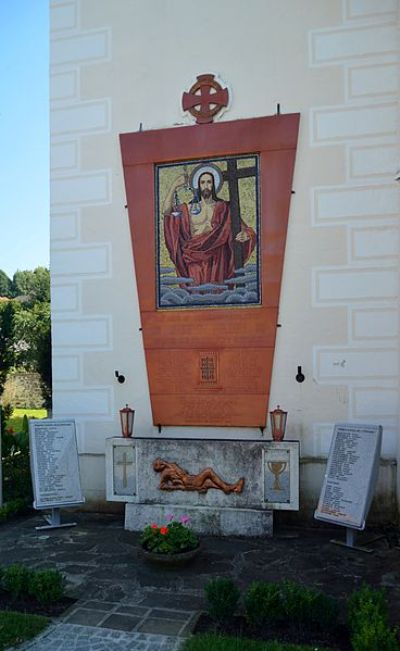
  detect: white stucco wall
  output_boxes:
[50,0,400,517]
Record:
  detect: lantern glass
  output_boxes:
[269,405,287,441]
[120,404,135,438]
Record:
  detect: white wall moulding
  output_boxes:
[314,347,398,381]
[53,388,113,418]
[51,245,110,276]
[51,140,79,171]
[52,317,111,349]
[51,100,110,136]
[352,387,399,419]
[310,24,398,66]
[352,308,399,341]
[51,283,80,313]
[52,355,81,383]
[51,30,110,66]
[311,103,398,144]
[345,0,399,21]
[349,144,398,178]
[314,267,399,304]
[51,172,111,205]
[50,2,77,32]
[351,226,399,261]
[313,184,399,223]
[347,63,399,100]
[50,211,79,241]
[50,71,78,102]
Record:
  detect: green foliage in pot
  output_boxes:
[140,515,199,554]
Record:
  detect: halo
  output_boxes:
[190,163,223,193]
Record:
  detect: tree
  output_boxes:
[12,302,52,407]
[0,270,12,298]
[0,300,17,395]
[12,270,34,298]
[11,267,49,303]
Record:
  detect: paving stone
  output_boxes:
[2,513,400,650]
[116,605,151,616]
[82,600,118,610]
[136,618,185,636]
[150,609,192,620]
[64,608,106,626]
[139,594,204,610]
[99,613,141,631]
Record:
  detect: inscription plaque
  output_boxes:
[199,352,218,386]
[262,442,299,510]
[314,423,382,530]
[265,449,290,503]
[29,419,84,510]
[113,445,137,496]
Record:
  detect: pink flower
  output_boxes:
[180,515,190,524]
[160,527,168,535]
[150,523,158,530]
[167,513,175,521]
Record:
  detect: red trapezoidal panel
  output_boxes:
[120,114,299,427]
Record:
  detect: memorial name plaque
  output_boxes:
[314,423,382,530]
[29,419,84,510]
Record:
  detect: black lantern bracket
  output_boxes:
[115,370,125,384]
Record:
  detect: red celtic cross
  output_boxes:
[182,74,229,124]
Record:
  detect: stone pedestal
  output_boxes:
[106,437,299,537]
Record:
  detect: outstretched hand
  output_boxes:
[235,230,250,242]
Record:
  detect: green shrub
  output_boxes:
[280,580,339,631]
[0,498,29,522]
[244,581,282,627]
[351,617,399,651]
[347,583,388,633]
[28,569,65,605]
[205,577,240,625]
[182,633,335,650]
[0,611,49,651]
[2,564,34,599]
[347,584,399,651]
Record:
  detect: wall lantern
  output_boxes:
[269,405,287,441]
[119,404,135,438]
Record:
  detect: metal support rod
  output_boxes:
[330,526,373,553]
[35,507,77,531]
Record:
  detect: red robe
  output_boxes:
[163,201,256,286]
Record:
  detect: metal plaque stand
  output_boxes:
[330,526,374,553]
[35,507,77,531]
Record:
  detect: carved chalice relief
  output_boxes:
[153,458,245,495]
[267,461,287,491]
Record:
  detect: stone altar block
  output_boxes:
[106,438,299,536]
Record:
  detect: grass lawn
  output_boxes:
[6,408,47,432]
[182,634,334,651]
[0,611,48,650]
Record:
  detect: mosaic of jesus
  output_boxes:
[157,155,260,308]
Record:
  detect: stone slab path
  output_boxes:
[2,512,399,650]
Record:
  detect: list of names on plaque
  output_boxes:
[29,420,84,509]
[315,424,382,529]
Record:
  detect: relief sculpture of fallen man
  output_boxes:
[153,458,245,494]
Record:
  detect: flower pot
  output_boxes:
[140,544,201,567]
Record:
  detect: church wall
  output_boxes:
[50,0,400,519]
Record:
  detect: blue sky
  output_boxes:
[0,1,49,280]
